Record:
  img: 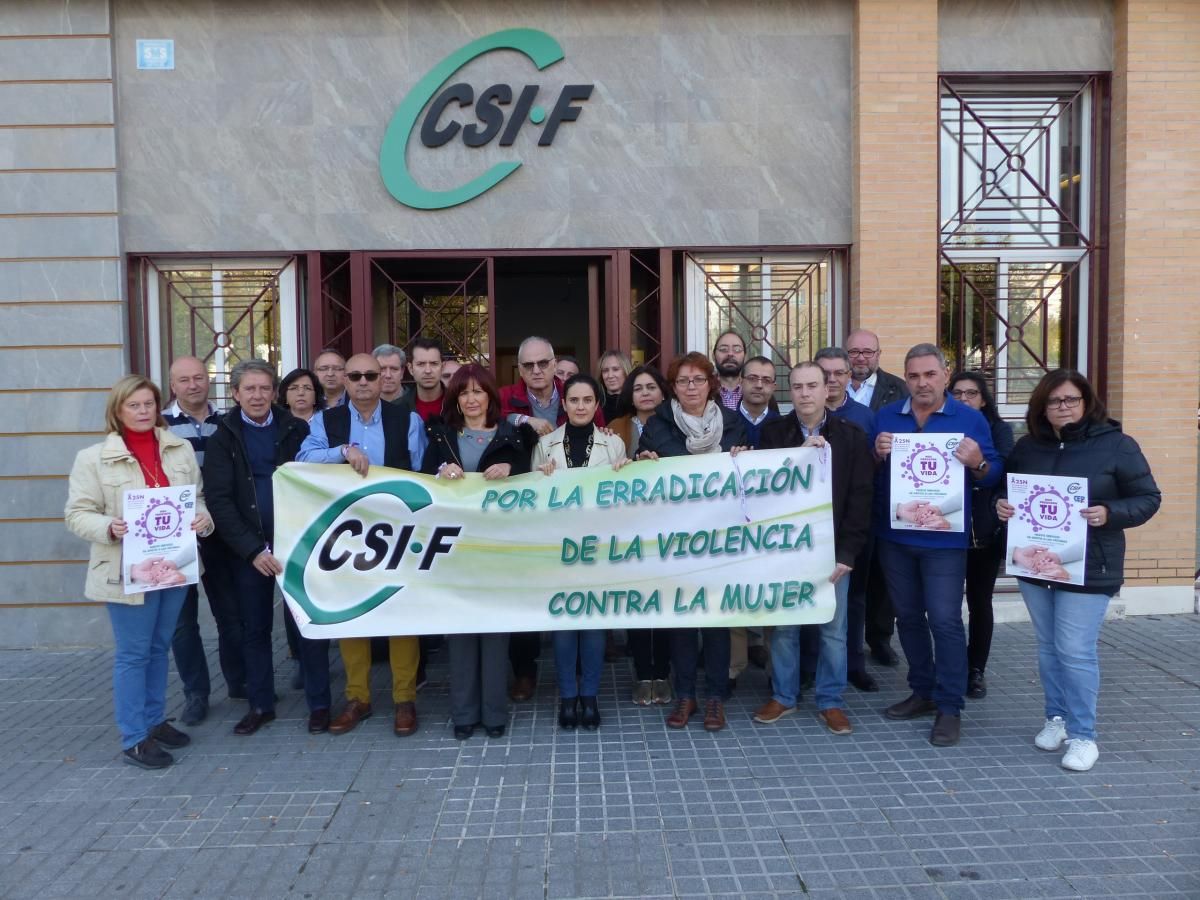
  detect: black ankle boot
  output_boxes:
[579,696,600,731]
[558,698,578,729]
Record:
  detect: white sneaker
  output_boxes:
[1061,738,1099,772]
[1034,716,1067,751]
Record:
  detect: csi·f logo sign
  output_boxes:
[379,29,593,210]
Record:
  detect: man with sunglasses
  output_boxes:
[298,353,428,737]
[498,336,603,701]
[845,329,907,412]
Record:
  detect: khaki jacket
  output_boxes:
[532,424,627,471]
[64,429,207,605]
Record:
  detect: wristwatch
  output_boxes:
[975,459,989,472]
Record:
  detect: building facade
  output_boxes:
[2,0,1196,645]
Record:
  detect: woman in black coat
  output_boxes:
[637,352,748,733]
[421,364,535,740]
[949,371,1015,700]
[997,370,1160,772]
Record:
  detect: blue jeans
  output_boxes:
[1019,581,1111,741]
[553,629,605,698]
[878,541,968,715]
[107,587,188,749]
[770,575,849,710]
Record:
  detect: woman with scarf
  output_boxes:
[637,352,747,732]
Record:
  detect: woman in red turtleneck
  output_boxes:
[65,374,212,771]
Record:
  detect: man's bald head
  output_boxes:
[169,356,210,417]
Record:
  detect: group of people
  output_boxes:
[65,328,1160,775]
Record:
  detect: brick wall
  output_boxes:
[851,0,939,364]
[1107,0,1200,588]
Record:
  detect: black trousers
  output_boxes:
[965,540,1005,672]
[509,631,541,678]
[628,628,671,680]
[862,536,896,649]
[171,538,244,699]
[671,628,731,701]
[229,558,275,714]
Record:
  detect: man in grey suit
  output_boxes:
[844,328,909,667]
[846,329,908,411]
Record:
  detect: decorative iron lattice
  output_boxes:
[688,253,833,402]
[938,76,1103,403]
[630,250,662,369]
[153,261,287,401]
[372,257,491,365]
[318,253,354,358]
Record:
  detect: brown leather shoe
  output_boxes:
[703,699,726,732]
[752,699,795,724]
[328,699,372,735]
[666,698,698,729]
[393,702,418,737]
[820,708,853,735]
[509,674,536,702]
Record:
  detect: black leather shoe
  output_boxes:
[870,643,900,667]
[884,693,937,720]
[558,698,579,730]
[967,669,987,699]
[579,696,600,731]
[453,723,475,740]
[848,670,880,693]
[484,724,506,738]
[123,738,172,769]
[930,712,961,746]
[233,709,276,735]
[150,720,191,749]
[308,709,331,734]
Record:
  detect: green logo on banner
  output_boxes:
[283,480,434,625]
[379,28,593,210]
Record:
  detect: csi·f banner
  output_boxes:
[274,448,837,639]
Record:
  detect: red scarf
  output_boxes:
[123,428,169,488]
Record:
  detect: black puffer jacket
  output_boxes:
[970,416,1015,548]
[638,401,748,457]
[1005,418,1160,594]
[421,420,536,476]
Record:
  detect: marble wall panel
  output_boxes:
[0,303,124,347]
[0,37,111,80]
[0,563,87,604]
[0,394,106,436]
[0,522,88,563]
[939,0,1113,72]
[0,435,102,477]
[0,127,117,170]
[0,83,113,126]
[114,0,857,250]
[0,348,125,390]
[0,173,118,215]
[0,0,110,36]
[0,479,70,521]
[0,604,112,650]
[0,260,121,301]
[0,216,119,258]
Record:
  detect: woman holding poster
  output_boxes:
[533,374,629,730]
[64,375,212,769]
[638,352,748,732]
[422,364,536,740]
[949,372,1015,701]
[997,370,1160,772]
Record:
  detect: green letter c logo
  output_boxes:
[379,28,565,210]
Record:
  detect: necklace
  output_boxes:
[563,429,594,468]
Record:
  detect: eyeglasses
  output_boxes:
[315,364,344,373]
[1047,395,1083,409]
[951,388,981,399]
[674,376,709,388]
[519,358,553,372]
[846,349,878,358]
[346,371,380,383]
[742,375,775,386]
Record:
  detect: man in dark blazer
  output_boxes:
[846,329,908,411]
[844,328,908,666]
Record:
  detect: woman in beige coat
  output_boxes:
[532,375,628,731]
[65,374,212,769]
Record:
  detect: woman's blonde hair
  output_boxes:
[104,374,166,434]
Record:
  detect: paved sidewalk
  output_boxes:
[0,613,1197,899]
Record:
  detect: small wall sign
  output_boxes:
[136,39,175,70]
